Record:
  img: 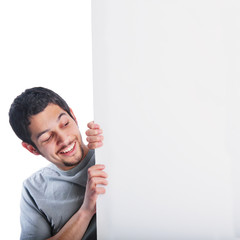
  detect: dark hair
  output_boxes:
[9,87,73,149]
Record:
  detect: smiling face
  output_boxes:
[27,104,88,170]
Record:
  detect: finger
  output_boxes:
[88,164,106,173]
[85,128,103,136]
[89,177,108,188]
[87,142,103,149]
[87,121,100,129]
[95,187,106,195]
[88,169,108,180]
[88,186,107,196]
[86,135,104,143]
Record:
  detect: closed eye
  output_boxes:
[43,134,52,143]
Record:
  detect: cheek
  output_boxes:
[71,126,82,139]
[39,144,55,157]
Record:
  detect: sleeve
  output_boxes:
[20,182,52,240]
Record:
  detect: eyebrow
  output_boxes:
[36,112,67,140]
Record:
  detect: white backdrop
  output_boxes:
[92,0,240,239]
[0,1,93,238]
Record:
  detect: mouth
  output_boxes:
[59,142,76,156]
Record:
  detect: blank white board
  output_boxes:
[92,1,240,239]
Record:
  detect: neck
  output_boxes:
[82,144,89,159]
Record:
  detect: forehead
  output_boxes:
[28,104,68,136]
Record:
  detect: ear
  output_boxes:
[70,108,78,125]
[22,142,40,156]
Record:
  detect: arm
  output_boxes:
[48,122,107,240]
[48,164,108,240]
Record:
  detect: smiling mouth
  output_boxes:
[60,142,76,154]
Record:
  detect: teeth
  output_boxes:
[61,143,75,154]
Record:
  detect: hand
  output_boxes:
[81,164,108,216]
[86,121,104,149]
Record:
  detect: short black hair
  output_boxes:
[9,87,73,149]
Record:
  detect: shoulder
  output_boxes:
[23,164,59,193]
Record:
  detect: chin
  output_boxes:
[63,161,80,168]
[63,146,84,168]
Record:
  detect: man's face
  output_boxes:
[28,104,88,170]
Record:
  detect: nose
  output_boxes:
[56,130,70,146]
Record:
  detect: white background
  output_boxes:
[0,1,93,238]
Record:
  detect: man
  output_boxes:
[9,87,107,240]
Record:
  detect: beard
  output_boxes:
[62,145,85,167]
